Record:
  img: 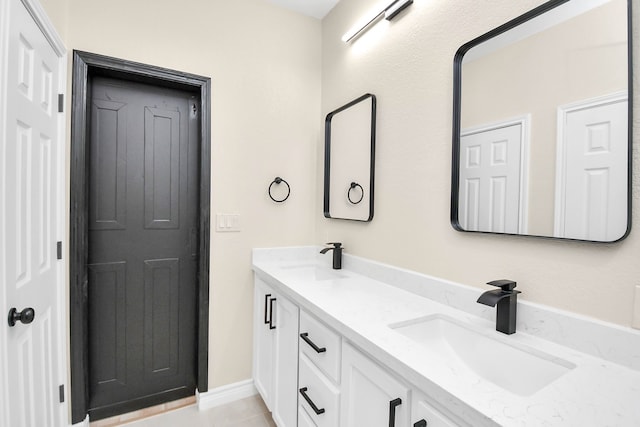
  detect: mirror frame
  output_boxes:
[451,0,633,242]
[324,93,377,222]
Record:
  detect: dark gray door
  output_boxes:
[87,76,200,419]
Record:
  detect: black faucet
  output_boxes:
[320,242,343,270]
[477,280,521,335]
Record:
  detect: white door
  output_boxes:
[459,121,525,233]
[555,95,628,241]
[0,0,65,425]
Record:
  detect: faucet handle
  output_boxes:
[326,242,342,248]
[487,279,518,292]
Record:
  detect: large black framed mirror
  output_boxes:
[324,93,376,222]
[452,0,632,242]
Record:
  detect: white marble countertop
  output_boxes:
[252,247,640,427]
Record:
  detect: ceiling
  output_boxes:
[265,0,341,19]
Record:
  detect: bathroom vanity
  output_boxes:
[252,247,640,426]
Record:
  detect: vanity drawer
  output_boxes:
[298,353,340,427]
[299,310,341,383]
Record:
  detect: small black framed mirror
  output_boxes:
[452,0,632,242]
[324,93,376,222]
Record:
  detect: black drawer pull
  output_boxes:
[300,333,327,353]
[269,297,277,330]
[264,294,271,324]
[414,420,427,427]
[299,387,325,415]
[389,398,402,427]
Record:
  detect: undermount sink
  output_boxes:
[389,314,575,396]
[279,264,347,281]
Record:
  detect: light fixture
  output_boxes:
[341,0,413,43]
[384,0,413,20]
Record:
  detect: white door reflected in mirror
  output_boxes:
[459,118,528,234]
[555,93,628,241]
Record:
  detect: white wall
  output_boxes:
[38,0,68,40]
[319,0,640,328]
[40,0,321,389]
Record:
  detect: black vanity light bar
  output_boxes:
[341,0,414,43]
[384,0,413,20]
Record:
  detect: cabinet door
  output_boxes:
[299,406,318,427]
[412,391,459,427]
[273,294,299,427]
[340,343,409,427]
[254,277,276,410]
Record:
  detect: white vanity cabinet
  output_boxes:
[253,277,299,427]
[254,274,467,427]
[340,342,409,427]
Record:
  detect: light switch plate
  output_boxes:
[633,285,640,330]
[215,213,241,232]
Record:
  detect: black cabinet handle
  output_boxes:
[269,297,277,330]
[389,398,402,427]
[263,294,271,325]
[299,387,325,415]
[414,420,427,427]
[300,332,326,353]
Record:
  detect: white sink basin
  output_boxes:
[279,264,347,281]
[389,314,575,396]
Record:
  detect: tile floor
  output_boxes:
[103,395,277,427]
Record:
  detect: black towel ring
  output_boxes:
[269,177,290,203]
[347,182,364,204]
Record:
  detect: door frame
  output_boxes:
[69,50,211,424]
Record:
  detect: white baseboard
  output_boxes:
[197,379,258,411]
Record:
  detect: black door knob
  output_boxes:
[8,307,35,327]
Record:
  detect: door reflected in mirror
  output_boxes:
[452,0,631,242]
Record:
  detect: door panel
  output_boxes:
[87,77,199,419]
[1,0,63,425]
[88,262,127,386]
[143,258,180,379]
[89,99,127,230]
[144,107,181,229]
